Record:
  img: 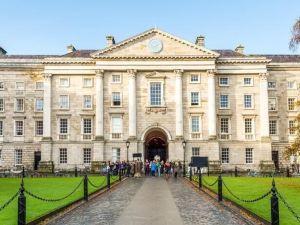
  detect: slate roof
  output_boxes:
[60,50,96,58]
[252,55,300,63]
[213,49,245,57]
[0,55,58,59]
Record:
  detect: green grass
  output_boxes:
[0,176,117,225]
[192,176,300,225]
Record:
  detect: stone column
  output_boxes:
[259,73,270,140]
[207,70,217,139]
[175,70,183,138]
[128,69,137,138]
[95,70,104,140]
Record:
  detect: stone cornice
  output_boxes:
[217,57,271,64]
[42,58,95,65]
[93,55,216,60]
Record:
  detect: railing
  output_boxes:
[219,134,231,140]
[58,134,69,140]
[111,133,122,139]
[82,134,92,140]
[190,133,201,139]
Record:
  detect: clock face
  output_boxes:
[148,39,163,53]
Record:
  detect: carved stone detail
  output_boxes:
[259,72,269,80]
[145,107,167,114]
[127,69,137,79]
[145,71,166,79]
[95,69,104,78]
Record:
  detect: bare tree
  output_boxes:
[289,17,300,51]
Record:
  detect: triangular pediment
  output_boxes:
[91,28,219,59]
[145,71,166,79]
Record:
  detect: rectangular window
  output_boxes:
[289,120,296,135]
[150,82,162,106]
[287,81,296,89]
[59,148,67,164]
[0,98,4,112]
[221,148,229,164]
[219,77,229,86]
[35,98,44,112]
[15,149,22,165]
[112,92,121,106]
[35,120,43,136]
[35,82,44,90]
[268,98,277,111]
[83,148,91,164]
[192,147,200,156]
[15,121,24,136]
[269,120,277,135]
[59,95,69,109]
[15,98,24,112]
[83,95,92,109]
[243,77,253,86]
[15,82,25,90]
[288,98,296,111]
[112,148,121,162]
[245,148,253,164]
[191,92,199,106]
[244,118,254,140]
[0,82,4,90]
[191,116,200,133]
[59,78,69,87]
[220,95,229,109]
[112,74,121,83]
[83,118,92,134]
[190,74,200,83]
[0,120,3,136]
[111,116,122,139]
[268,81,276,89]
[83,78,93,87]
[244,95,253,109]
[220,118,229,134]
[59,118,68,134]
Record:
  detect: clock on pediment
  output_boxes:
[148,39,163,53]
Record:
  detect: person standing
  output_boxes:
[156,160,161,177]
[164,161,171,180]
[151,160,157,176]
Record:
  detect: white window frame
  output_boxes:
[83,95,93,110]
[82,118,93,140]
[59,148,67,164]
[219,94,230,109]
[287,97,297,111]
[83,148,92,164]
[190,74,201,84]
[268,81,276,89]
[59,77,70,87]
[111,92,122,107]
[245,148,253,164]
[221,148,229,164]
[190,115,202,139]
[192,147,200,156]
[58,118,69,140]
[0,98,4,112]
[219,117,231,140]
[0,82,4,90]
[244,94,254,109]
[268,97,277,111]
[112,147,121,162]
[148,81,164,107]
[243,77,254,86]
[14,120,24,136]
[111,74,122,84]
[35,81,44,90]
[219,77,229,86]
[289,120,296,135]
[59,95,69,110]
[269,120,277,136]
[35,98,44,112]
[15,82,25,90]
[287,81,297,90]
[15,98,24,112]
[111,115,123,139]
[35,120,43,136]
[83,77,93,87]
[0,120,3,136]
[15,149,23,165]
[244,117,255,140]
[190,92,200,106]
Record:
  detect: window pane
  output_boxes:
[220,95,228,108]
[60,119,68,134]
[112,117,122,133]
[83,148,91,163]
[112,92,121,106]
[150,83,161,106]
[35,121,43,136]
[83,95,92,109]
[244,95,252,108]
[221,148,229,163]
[191,92,199,105]
[36,98,44,111]
[191,117,199,132]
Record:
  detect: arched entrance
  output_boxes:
[144,129,168,162]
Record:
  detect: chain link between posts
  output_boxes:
[87,177,107,189]
[276,189,300,223]
[0,191,19,212]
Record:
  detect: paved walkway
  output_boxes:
[49,178,256,225]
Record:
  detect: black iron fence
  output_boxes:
[191,175,300,225]
[0,170,124,225]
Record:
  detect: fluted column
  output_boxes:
[175,69,183,138]
[259,73,270,139]
[128,69,137,138]
[95,70,104,140]
[43,73,52,139]
[207,70,217,139]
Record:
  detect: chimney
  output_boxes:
[195,35,205,47]
[67,45,76,53]
[235,45,245,54]
[106,36,115,47]
[0,47,7,55]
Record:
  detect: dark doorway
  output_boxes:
[272,150,279,171]
[144,129,168,162]
[34,151,41,170]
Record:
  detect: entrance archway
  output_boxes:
[144,129,168,162]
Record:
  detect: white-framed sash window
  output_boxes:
[83,95,92,109]
[59,95,69,110]
[14,120,24,136]
[15,98,24,112]
[0,98,4,112]
[111,115,123,139]
[221,148,229,164]
[244,118,255,140]
[245,148,253,164]
[220,95,229,109]
[35,98,44,112]
[190,115,202,139]
[112,147,121,162]
[191,92,200,106]
[15,149,22,165]
[83,148,91,164]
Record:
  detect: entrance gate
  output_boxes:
[144,129,168,162]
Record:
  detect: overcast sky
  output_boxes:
[0,0,299,55]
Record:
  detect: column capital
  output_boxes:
[43,73,52,80]
[207,69,217,77]
[174,69,184,78]
[127,69,137,79]
[259,72,269,80]
[95,69,104,78]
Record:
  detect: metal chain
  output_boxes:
[276,190,300,223]
[222,180,272,203]
[202,177,218,187]
[24,178,83,202]
[0,191,19,212]
[88,177,107,189]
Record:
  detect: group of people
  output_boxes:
[144,159,183,180]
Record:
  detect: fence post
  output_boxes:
[189,167,192,181]
[207,166,210,177]
[198,169,202,189]
[18,179,26,225]
[119,169,122,182]
[218,175,222,202]
[235,166,238,177]
[271,180,279,225]
[22,166,25,178]
[107,170,111,189]
[75,165,78,177]
[286,166,290,178]
[84,174,88,202]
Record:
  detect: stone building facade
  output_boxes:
[0,28,299,171]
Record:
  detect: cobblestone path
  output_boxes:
[49,178,256,225]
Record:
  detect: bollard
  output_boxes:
[286,166,290,178]
[235,166,238,177]
[22,166,25,178]
[83,174,88,202]
[107,171,111,189]
[207,166,210,177]
[119,169,122,182]
[218,175,222,202]
[75,166,78,177]
[271,180,279,225]
[198,169,202,189]
[18,179,26,225]
[189,168,192,181]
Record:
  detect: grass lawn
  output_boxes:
[0,176,117,225]
[192,176,300,225]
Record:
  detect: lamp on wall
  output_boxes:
[182,140,187,177]
[126,140,130,162]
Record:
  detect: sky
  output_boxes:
[0,0,299,55]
